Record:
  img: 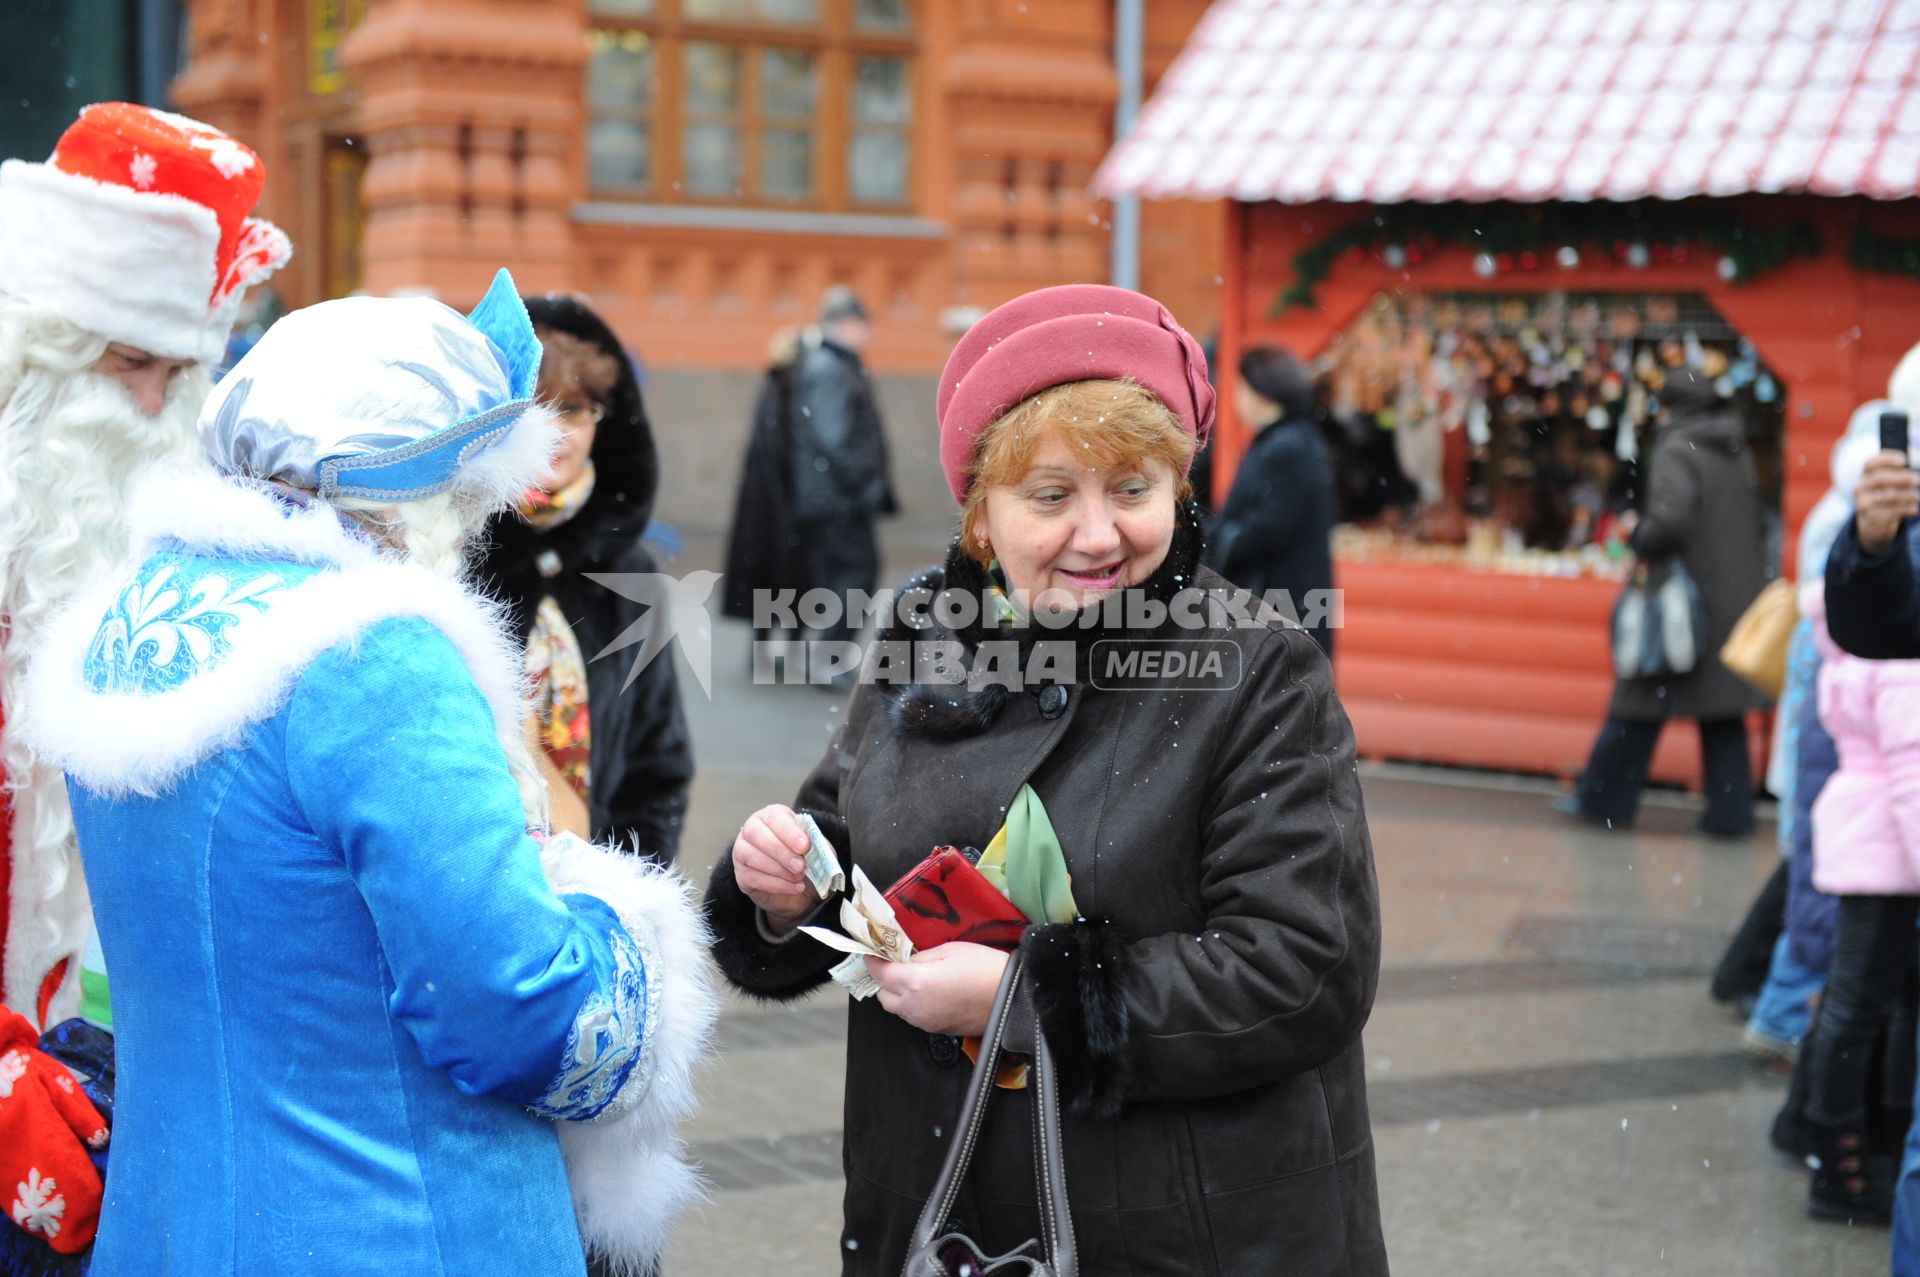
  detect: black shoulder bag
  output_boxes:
[901,952,1078,1277]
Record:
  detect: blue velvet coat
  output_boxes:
[21,476,708,1277]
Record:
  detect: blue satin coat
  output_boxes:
[64,549,651,1276]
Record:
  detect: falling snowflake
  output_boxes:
[128,150,157,190]
[190,134,255,179]
[0,1050,25,1099]
[11,1169,65,1240]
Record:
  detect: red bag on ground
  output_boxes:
[0,1008,107,1254]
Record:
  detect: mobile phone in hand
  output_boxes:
[1881,409,1910,463]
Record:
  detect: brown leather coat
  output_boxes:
[707,510,1389,1275]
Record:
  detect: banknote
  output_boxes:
[800,866,914,999]
[797,811,846,899]
[828,952,881,1000]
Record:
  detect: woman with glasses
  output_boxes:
[474,294,693,862]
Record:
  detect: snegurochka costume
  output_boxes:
[18,272,715,1276]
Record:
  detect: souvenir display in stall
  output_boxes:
[1320,291,1785,579]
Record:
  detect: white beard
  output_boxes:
[0,355,207,1022]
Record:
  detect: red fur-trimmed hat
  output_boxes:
[936,284,1215,503]
[0,103,291,364]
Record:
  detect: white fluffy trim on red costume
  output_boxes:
[541,833,719,1274]
[0,159,290,364]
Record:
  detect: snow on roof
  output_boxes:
[1097,0,1920,203]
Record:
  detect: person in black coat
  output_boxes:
[1561,370,1769,838]
[472,294,693,864]
[1207,345,1338,655]
[722,327,810,640]
[1827,455,1920,660]
[787,287,897,667]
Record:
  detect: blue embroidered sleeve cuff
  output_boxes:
[528,893,663,1124]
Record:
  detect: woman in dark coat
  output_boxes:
[1564,367,1769,836]
[1208,344,1338,655]
[705,285,1388,1276]
[722,327,810,634]
[474,294,693,863]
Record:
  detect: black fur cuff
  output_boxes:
[704,850,834,1002]
[1021,918,1132,1118]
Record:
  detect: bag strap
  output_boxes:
[903,951,1078,1277]
[1029,1005,1076,1276]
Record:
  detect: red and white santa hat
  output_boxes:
[0,103,292,365]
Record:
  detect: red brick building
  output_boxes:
[171,0,1225,526]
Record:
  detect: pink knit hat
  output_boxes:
[935,284,1215,503]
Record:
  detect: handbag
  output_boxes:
[1611,558,1708,681]
[1719,578,1797,698]
[901,952,1078,1277]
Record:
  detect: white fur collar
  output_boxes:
[124,465,383,567]
[19,472,530,801]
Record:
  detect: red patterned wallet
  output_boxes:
[883,845,1029,951]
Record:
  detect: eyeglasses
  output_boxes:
[555,400,606,425]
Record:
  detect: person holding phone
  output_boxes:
[1824,343,1920,1271]
[1827,402,1920,660]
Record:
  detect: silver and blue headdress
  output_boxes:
[197,268,556,508]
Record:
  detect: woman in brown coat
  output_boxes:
[705,285,1388,1275]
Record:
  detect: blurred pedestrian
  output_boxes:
[1208,345,1338,655]
[1743,409,1885,1058]
[787,286,896,681]
[1560,368,1769,836]
[474,294,693,864]
[705,285,1386,1275]
[1821,343,1920,1270]
[722,326,810,651]
[1793,580,1920,1225]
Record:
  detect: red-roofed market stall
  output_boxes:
[1101,0,1920,786]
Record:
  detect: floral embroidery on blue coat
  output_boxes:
[84,554,309,694]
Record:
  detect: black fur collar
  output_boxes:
[880,501,1207,740]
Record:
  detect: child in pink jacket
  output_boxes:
[1800,579,1920,1224]
[1810,581,1920,897]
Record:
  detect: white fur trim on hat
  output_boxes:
[0,160,288,364]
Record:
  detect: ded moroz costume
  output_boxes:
[0,102,290,1272]
[0,102,291,1034]
[16,273,716,1276]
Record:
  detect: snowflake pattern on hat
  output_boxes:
[0,101,291,363]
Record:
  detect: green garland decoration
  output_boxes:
[1848,225,1920,280]
[1271,202,1824,316]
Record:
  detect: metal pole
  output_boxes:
[1110,0,1143,291]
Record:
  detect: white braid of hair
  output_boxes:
[333,491,550,827]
